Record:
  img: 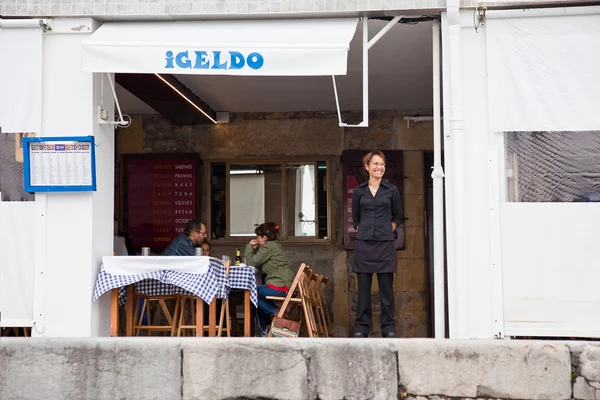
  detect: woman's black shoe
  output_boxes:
[382,332,396,338]
[354,332,367,338]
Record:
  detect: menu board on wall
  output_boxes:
[22,136,96,192]
[124,154,201,251]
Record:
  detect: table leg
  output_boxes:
[125,285,134,336]
[229,296,238,337]
[244,290,251,337]
[111,288,119,337]
[208,299,217,337]
[196,297,203,337]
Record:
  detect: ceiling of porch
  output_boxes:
[115,18,434,116]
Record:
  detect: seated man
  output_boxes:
[163,220,207,256]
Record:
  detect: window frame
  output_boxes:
[206,157,332,244]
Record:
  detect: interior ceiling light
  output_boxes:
[154,73,217,124]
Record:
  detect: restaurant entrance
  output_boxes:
[101,14,439,337]
[0,15,441,338]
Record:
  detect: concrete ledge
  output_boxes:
[573,343,600,400]
[182,339,309,400]
[0,338,585,400]
[394,340,572,400]
[0,338,182,400]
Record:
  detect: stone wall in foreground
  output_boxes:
[1,338,598,400]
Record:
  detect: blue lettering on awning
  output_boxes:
[164,50,264,70]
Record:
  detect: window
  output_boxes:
[209,159,329,240]
[0,132,34,202]
[505,131,600,202]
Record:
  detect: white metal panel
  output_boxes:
[82,19,358,76]
[0,21,43,133]
[500,203,600,338]
[441,10,500,339]
[486,7,600,338]
[0,201,36,327]
[486,9,600,132]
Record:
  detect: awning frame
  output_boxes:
[332,17,400,128]
[98,72,131,128]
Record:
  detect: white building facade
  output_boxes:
[1,0,599,338]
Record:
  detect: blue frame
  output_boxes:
[22,136,97,192]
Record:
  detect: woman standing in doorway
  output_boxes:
[351,150,403,338]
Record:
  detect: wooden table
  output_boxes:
[111,286,253,337]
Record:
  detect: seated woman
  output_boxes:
[200,239,211,257]
[244,222,294,336]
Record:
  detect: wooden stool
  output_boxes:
[134,295,180,336]
[217,261,232,337]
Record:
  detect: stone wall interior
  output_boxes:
[115,111,434,337]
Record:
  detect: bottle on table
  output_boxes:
[235,248,241,266]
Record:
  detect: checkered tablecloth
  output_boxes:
[93,259,257,307]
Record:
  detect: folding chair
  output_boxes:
[308,274,330,337]
[265,263,308,317]
[315,276,333,337]
[297,268,319,337]
[267,264,319,337]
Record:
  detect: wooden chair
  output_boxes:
[217,261,232,337]
[176,295,206,336]
[175,295,230,337]
[315,276,333,337]
[267,263,319,337]
[134,294,180,336]
[307,274,330,337]
[265,263,308,315]
[297,268,319,338]
[176,260,231,337]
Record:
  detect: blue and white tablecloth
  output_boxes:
[93,259,257,307]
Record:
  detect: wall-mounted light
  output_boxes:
[403,116,443,128]
[154,73,218,125]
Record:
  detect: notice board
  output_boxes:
[123,153,201,252]
[22,136,96,192]
[342,150,404,250]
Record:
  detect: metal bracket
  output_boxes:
[98,73,131,128]
[332,16,401,128]
[40,19,52,33]
[474,6,486,32]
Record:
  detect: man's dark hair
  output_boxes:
[183,220,202,236]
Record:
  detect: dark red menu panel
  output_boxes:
[345,175,359,238]
[126,156,198,251]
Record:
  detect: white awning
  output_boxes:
[486,8,600,132]
[82,18,358,76]
[0,19,43,133]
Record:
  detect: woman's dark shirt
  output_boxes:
[351,179,403,241]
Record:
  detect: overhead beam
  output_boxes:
[115,73,217,125]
